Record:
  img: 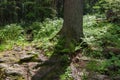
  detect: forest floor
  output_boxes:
[0,44,84,80]
[0,44,115,80]
[0,16,120,80]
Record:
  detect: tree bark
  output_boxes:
[61,0,83,48]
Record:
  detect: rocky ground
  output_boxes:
[0,45,119,80]
[0,45,48,80]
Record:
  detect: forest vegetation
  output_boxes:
[0,0,120,80]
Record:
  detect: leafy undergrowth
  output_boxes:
[0,15,120,80]
[82,15,120,79]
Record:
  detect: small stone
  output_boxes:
[14,46,22,51]
[0,64,24,79]
[0,58,5,63]
[19,55,34,62]
[0,64,8,69]
[27,51,36,55]
[13,64,20,67]
[5,68,23,76]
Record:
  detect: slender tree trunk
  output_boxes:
[61,0,83,48]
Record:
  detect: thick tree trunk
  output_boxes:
[61,0,83,48]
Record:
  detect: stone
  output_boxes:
[13,64,20,68]
[19,54,37,63]
[5,68,23,76]
[0,63,8,69]
[27,51,36,55]
[0,58,5,63]
[0,64,23,76]
[14,46,22,52]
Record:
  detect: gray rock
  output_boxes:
[0,64,8,69]
[27,51,39,56]
[5,68,23,76]
[0,64,23,76]
[19,55,35,62]
[19,51,39,63]
[13,64,20,68]
[14,46,22,51]
[27,51,35,55]
[0,58,5,63]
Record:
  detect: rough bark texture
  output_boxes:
[61,0,83,43]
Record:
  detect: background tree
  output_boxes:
[0,0,56,26]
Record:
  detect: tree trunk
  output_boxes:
[61,0,83,48]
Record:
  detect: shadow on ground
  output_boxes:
[31,54,70,80]
[31,38,73,80]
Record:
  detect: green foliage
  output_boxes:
[83,15,97,27]
[0,18,63,52]
[0,24,28,51]
[0,24,24,42]
[36,40,55,57]
[60,67,73,80]
[82,73,88,80]
[84,0,120,22]
[27,18,63,56]
[0,43,13,51]
[86,55,120,77]
[84,0,99,14]
[105,55,120,76]
[83,15,120,79]
[33,18,63,40]
[53,37,78,54]
[94,0,120,12]
[83,15,120,58]
[60,54,70,63]
[86,60,106,73]
[0,0,56,25]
